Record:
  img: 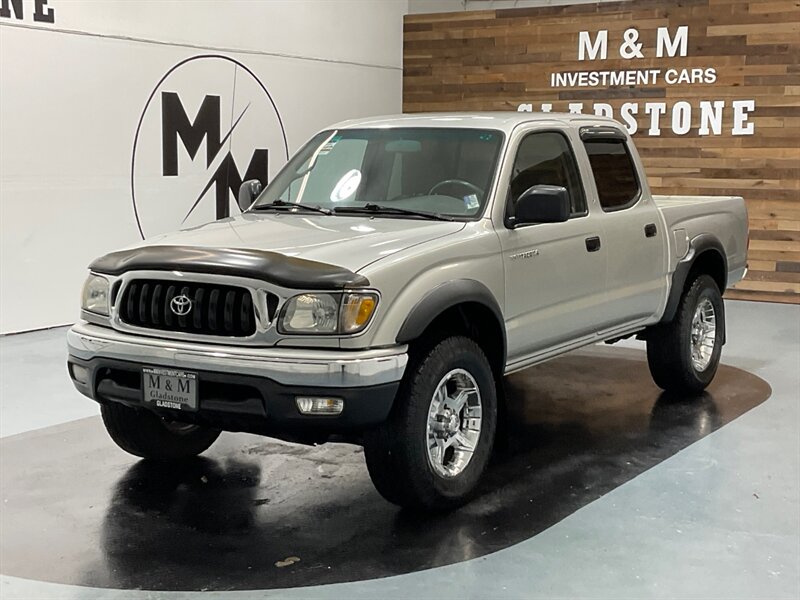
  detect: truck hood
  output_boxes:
[137,213,466,273]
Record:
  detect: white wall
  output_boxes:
[0,0,407,333]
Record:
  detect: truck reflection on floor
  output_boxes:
[0,347,770,592]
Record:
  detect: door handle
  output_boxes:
[645,223,657,238]
[585,236,601,252]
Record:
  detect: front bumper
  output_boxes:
[67,322,408,436]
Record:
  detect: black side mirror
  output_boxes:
[510,185,570,227]
[238,179,263,212]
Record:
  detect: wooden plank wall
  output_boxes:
[404,0,800,304]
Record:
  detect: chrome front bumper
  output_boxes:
[67,322,408,388]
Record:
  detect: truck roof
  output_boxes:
[330,112,622,134]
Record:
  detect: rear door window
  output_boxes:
[583,140,640,211]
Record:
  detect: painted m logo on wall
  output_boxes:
[130,55,288,239]
[161,91,269,220]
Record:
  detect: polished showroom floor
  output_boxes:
[0,300,798,599]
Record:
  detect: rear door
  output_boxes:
[497,128,607,364]
[578,127,668,330]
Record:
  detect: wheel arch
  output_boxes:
[395,279,506,377]
[661,233,727,324]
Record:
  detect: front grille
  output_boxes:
[118,279,257,337]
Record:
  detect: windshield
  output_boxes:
[253,127,504,219]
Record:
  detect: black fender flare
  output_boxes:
[661,233,727,325]
[395,279,506,362]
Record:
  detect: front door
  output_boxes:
[497,130,607,365]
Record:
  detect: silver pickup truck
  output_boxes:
[68,113,748,510]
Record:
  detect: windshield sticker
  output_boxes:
[464,194,480,210]
[318,134,344,156]
[330,169,362,202]
[318,141,337,155]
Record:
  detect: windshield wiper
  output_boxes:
[250,199,332,215]
[334,203,454,221]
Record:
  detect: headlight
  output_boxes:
[81,274,110,315]
[278,292,378,335]
[279,293,339,334]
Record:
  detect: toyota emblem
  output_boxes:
[170,294,193,316]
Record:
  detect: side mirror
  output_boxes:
[237,179,263,212]
[510,185,570,227]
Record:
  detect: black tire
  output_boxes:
[363,336,497,511]
[647,274,725,395]
[101,402,221,460]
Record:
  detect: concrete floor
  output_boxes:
[0,299,798,599]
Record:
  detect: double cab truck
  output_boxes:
[68,113,748,510]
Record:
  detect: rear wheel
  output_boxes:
[101,402,220,460]
[647,274,724,394]
[364,336,497,511]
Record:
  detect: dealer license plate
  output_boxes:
[142,367,198,411]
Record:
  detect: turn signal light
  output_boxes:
[340,293,378,333]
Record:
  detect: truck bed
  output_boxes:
[654,195,748,284]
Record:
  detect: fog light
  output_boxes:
[70,364,89,384]
[295,396,343,415]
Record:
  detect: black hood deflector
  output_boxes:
[89,246,370,289]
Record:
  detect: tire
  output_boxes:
[647,274,725,395]
[101,402,221,460]
[364,336,497,511]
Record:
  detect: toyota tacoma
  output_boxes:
[68,113,749,510]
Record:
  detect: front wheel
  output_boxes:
[363,336,497,511]
[101,402,221,460]
[647,274,725,394]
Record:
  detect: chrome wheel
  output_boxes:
[426,368,482,478]
[690,298,716,372]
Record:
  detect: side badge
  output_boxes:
[509,249,540,260]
